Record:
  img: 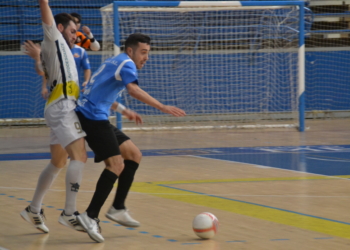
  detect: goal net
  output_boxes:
[101,1,306,131]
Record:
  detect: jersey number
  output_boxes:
[74,122,83,134]
[84,64,106,95]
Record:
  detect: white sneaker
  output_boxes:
[105,207,140,227]
[58,211,85,232]
[20,206,49,233]
[77,212,104,243]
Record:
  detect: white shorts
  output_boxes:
[44,99,86,148]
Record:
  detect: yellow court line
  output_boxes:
[131,181,350,239]
[335,175,350,178]
[145,175,347,185]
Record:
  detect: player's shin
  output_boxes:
[112,160,139,209]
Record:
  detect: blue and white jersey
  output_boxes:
[71,45,91,87]
[76,53,138,120]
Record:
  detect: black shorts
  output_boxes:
[76,111,130,163]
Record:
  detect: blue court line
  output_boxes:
[152,235,163,238]
[1,145,350,176]
[1,145,350,161]
[0,191,335,243]
[158,184,350,226]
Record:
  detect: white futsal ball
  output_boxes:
[192,212,219,239]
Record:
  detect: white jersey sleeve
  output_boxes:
[42,20,61,41]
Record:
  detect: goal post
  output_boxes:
[101,1,306,131]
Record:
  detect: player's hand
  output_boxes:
[41,87,49,100]
[122,109,143,125]
[81,81,88,92]
[23,40,41,61]
[160,105,186,117]
[82,26,91,36]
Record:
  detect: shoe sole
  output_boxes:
[105,213,140,227]
[58,217,86,233]
[20,211,49,233]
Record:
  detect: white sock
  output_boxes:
[64,160,84,215]
[30,163,61,213]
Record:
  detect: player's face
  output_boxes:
[73,17,81,30]
[62,21,77,49]
[130,42,150,69]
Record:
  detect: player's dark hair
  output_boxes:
[124,33,151,50]
[70,12,82,23]
[54,13,76,29]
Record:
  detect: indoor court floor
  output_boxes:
[0,119,349,250]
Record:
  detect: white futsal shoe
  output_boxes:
[58,210,85,232]
[77,212,104,243]
[105,207,140,227]
[20,206,49,233]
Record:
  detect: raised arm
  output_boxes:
[126,83,186,117]
[39,0,54,26]
[82,26,101,51]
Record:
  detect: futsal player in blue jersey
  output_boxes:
[75,33,186,243]
[71,44,91,89]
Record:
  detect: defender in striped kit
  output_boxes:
[20,0,87,235]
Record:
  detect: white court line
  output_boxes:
[306,157,350,163]
[188,155,271,169]
[0,187,94,192]
[187,155,350,182]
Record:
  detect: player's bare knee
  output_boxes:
[134,149,142,163]
[51,159,67,168]
[124,147,142,163]
[108,162,124,176]
[80,151,88,163]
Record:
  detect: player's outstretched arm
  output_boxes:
[126,83,186,117]
[39,0,54,26]
[111,102,143,125]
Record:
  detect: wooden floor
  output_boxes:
[0,119,350,250]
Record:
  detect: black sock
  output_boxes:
[113,160,139,210]
[87,169,118,219]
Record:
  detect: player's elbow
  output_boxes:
[89,41,100,51]
[128,89,141,100]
